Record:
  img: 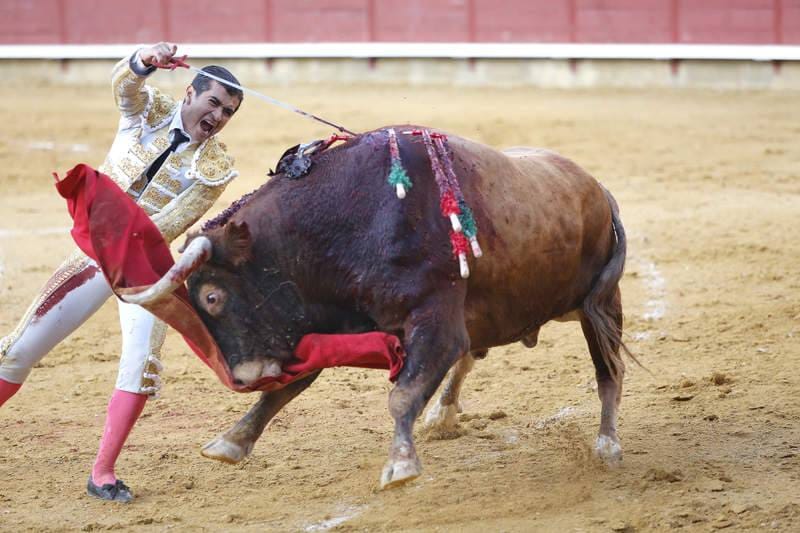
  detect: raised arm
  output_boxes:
[110,42,178,118]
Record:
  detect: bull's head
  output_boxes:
[121,221,308,386]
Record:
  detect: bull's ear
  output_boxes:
[222,221,253,267]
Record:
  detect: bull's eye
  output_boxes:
[198,283,227,317]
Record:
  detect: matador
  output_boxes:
[0,42,242,502]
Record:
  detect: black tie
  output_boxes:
[145,129,189,183]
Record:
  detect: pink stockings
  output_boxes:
[91,389,148,486]
[2,381,147,486]
[0,378,22,407]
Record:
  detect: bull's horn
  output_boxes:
[120,236,213,305]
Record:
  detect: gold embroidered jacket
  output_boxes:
[100,52,238,243]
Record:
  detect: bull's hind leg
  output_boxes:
[580,288,625,465]
[201,372,320,464]
[423,350,484,431]
[381,301,470,489]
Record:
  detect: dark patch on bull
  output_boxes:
[270,144,312,179]
[268,139,330,180]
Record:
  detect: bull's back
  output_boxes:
[448,137,613,349]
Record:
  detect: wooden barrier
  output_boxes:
[1,0,798,46]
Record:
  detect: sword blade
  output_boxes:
[187,65,357,136]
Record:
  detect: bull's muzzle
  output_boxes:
[231,358,283,386]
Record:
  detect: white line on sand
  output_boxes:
[304,505,366,532]
[640,259,667,321]
[627,254,668,342]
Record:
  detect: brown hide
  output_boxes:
[188,127,620,383]
[435,138,613,350]
[191,127,629,486]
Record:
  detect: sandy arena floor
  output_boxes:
[0,78,798,532]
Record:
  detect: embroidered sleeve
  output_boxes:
[149,181,230,244]
[110,50,154,119]
[189,138,239,186]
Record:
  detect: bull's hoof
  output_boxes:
[594,434,623,466]
[423,401,460,431]
[200,435,253,464]
[380,458,421,490]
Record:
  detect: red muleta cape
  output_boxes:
[55,164,405,393]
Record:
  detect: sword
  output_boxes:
[153,55,357,136]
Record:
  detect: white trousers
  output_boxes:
[0,251,166,396]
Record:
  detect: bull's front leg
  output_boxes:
[201,372,321,464]
[382,300,469,489]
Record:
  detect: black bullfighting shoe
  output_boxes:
[86,476,133,503]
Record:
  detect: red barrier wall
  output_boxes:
[1,0,798,45]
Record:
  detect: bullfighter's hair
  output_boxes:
[192,65,244,109]
[201,190,257,232]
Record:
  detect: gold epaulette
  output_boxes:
[144,87,178,130]
[188,137,238,186]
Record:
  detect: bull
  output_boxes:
[131,126,632,489]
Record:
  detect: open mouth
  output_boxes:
[199,119,215,135]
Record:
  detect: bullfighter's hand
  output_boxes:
[140,42,178,67]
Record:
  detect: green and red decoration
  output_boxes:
[434,135,483,259]
[386,128,482,279]
[386,128,412,199]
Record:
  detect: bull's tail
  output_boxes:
[581,186,639,383]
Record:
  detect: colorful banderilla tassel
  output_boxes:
[450,230,470,279]
[457,198,483,258]
[421,130,462,233]
[434,136,483,258]
[410,128,484,278]
[439,190,462,233]
[386,128,412,199]
[421,129,471,278]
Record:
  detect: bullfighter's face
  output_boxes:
[181,80,240,143]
